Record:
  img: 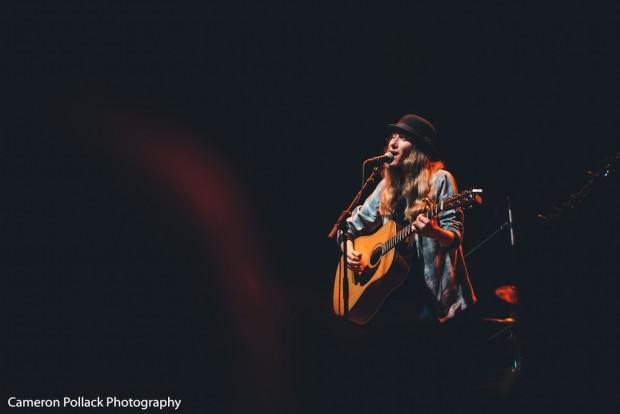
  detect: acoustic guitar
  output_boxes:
[333,189,483,325]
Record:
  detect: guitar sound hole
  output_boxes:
[369,247,382,267]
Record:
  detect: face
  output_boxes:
[386,132,414,166]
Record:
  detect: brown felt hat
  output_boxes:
[387,114,439,159]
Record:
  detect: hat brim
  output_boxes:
[386,123,421,139]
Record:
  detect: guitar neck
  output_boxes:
[382,221,415,254]
[380,189,482,256]
[381,208,441,255]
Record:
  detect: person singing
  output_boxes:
[339,113,477,326]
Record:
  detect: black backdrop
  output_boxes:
[5,2,619,413]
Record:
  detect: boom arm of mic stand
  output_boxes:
[464,221,510,258]
[327,166,382,239]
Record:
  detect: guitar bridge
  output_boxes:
[355,267,375,286]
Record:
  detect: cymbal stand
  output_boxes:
[466,196,522,375]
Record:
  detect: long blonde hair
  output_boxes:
[379,149,444,221]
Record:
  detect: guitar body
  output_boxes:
[332,220,411,325]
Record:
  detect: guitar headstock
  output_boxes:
[443,188,484,211]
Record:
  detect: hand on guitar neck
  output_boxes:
[411,215,456,247]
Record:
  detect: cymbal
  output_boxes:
[482,316,517,324]
[495,284,519,305]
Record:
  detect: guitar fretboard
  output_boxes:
[381,222,412,254]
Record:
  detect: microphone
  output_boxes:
[363,152,394,165]
[507,196,515,247]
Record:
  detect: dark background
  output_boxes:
[4,2,619,413]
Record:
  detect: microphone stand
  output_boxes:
[505,195,521,374]
[328,165,383,319]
